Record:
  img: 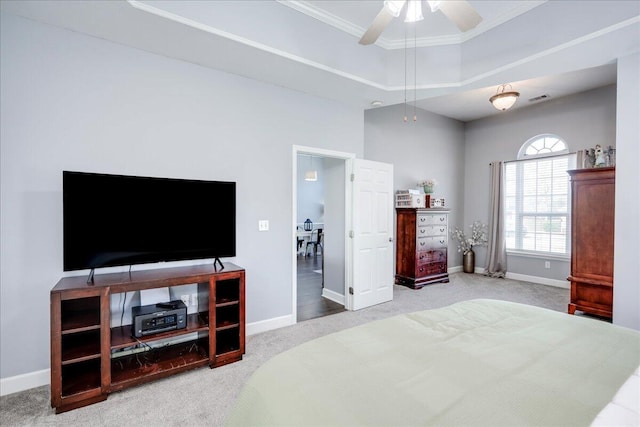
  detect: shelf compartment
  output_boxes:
[111,312,208,350]
[216,305,239,330]
[61,358,101,397]
[215,279,240,305]
[61,297,101,333]
[216,327,240,355]
[110,338,210,391]
[61,330,101,364]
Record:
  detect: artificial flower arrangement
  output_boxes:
[418,178,437,193]
[417,178,437,188]
[450,221,488,254]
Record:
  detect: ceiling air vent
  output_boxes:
[528,94,550,103]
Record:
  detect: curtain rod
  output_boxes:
[490,151,578,165]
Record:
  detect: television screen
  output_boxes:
[63,171,236,271]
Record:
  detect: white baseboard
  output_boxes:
[505,272,570,289]
[0,368,49,397]
[1,315,295,397]
[449,265,570,289]
[246,314,295,336]
[322,288,345,305]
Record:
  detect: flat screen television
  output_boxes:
[63,171,236,273]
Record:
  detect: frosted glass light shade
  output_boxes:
[490,93,519,111]
[383,1,405,17]
[427,1,441,12]
[490,84,520,111]
[405,0,424,22]
[304,170,318,181]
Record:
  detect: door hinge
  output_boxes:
[350,173,355,182]
[349,287,354,295]
[349,230,354,238]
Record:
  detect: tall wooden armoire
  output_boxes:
[567,167,615,319]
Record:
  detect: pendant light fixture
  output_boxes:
[490,83,520,111]
[304,155,317,181]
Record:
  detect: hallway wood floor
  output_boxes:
[297,254,345,322]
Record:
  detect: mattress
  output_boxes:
[226,299,640,426]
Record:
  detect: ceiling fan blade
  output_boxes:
[438,0,482,32]
[358,5,398,45]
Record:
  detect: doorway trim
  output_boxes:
[292,145,356,323]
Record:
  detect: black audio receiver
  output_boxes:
[132,300,187,338]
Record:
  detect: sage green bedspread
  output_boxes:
[226,300,640,426]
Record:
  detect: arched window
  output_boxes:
[517,134,568,159]
[505,134,575,256]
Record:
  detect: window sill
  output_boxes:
[506,250,570,261]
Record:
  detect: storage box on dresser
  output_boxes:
[395,209,450,289]
[567,167,614,319]
[50,263,245,413]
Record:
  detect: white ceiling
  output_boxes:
[2,0,637,121]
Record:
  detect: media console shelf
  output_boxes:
[50,263,245,413]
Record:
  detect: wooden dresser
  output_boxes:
[395,208,449,289]
[567,167,615,319]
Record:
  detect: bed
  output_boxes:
[226,299,640,426]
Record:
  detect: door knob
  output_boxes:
[388,237,393,242]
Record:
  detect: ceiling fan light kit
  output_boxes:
[490,84,520,111]
[383,0,405,18]
[359,0,482,45]
[405,0,424,23]
[427,1,442,12]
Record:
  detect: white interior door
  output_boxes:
[350,159,394,310]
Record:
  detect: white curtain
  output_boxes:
[484,161,507,278]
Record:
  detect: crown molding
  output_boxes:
[128,0,637,94]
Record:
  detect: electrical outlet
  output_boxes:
[191,293,198,308]
[180,294,190,306]
[258,220,269,231]
[544,261,551,269]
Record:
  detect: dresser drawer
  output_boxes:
[417,236,448,250]
[417,224,447,237]
[417,213,448,226]
[417,249,446,265]
[416,262,447,278]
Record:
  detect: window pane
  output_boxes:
[552,195,567,212]
[523,195,536,212]
[506,135,572,255]
[537,195,551,212]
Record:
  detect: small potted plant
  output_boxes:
[418,178,437,194]
[450,221,488,273]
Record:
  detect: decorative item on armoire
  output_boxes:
[451,222,488,273]
[418,178,437,194]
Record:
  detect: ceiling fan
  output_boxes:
[359,0,482,45]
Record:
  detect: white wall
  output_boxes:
[296,155,324,225]
[322,158,346,297]
[463,85,617,281]
[364,103,466,268]
[613,52,640,330]
[0,13,364,380]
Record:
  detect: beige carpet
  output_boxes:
[0,273,570,426]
